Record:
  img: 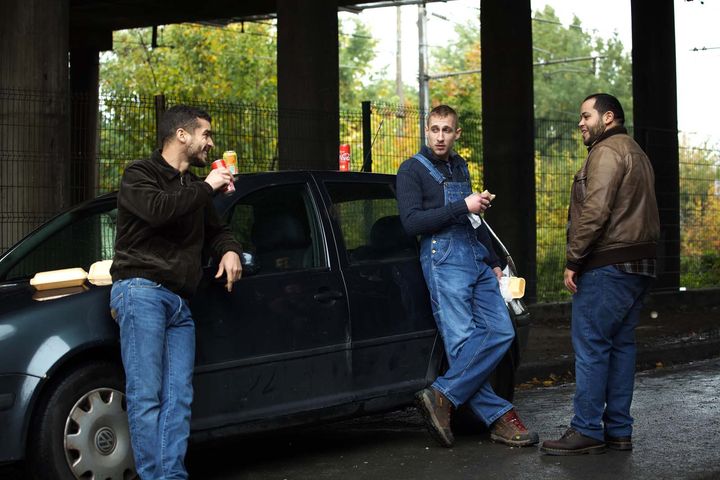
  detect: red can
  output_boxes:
[211,159,235,194]
[339,144,351,172]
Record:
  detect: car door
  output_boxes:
[317,173,438,400]
[190,173,351,432]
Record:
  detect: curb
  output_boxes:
[516,336,720,385]
[526,288,720,323]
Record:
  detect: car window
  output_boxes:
[6,208,117,281]
[325,182,418,264]
[227,183,325,274]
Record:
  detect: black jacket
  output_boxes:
[111,149,242,297]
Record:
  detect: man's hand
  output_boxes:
[464,192,492,214]
[493,266,503,282]
[563,268,578,294]
[205,167,233,192]
[215,251,242,292]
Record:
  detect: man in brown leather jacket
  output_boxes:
[540,93,660,456]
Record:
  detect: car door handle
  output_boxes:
[313,289,344,302]
[359,271,383,282]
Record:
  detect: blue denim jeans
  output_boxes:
[110,278,195,480]
[421,224,515,426]
[570,266,653,441]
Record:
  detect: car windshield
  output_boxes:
[2,203,117,281]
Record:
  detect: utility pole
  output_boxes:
[417,3,429,149]
[396,6,404,104]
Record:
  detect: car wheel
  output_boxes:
[28,361,137,480]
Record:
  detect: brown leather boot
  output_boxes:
[605,434,633,451]
[540,428,606,455]
[415,387,454,447]
[490,409,539,447]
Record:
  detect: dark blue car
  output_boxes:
[0,171,530,479]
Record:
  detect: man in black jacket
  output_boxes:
[110,105,242,479]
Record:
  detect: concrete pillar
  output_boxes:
[480,0,537,302]
[0,0,69,252]
[70,47,100,205]
[277,0,339,170]
[631,0,680,291]
[70,29,111,204]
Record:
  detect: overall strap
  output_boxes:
[413,153,446,184]
[458,161,470,182]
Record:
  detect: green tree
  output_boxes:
[427,20,482,117]
[679,138,720,287]
[339,19,379,109]
[102,22,278,103]
[532,6,633,122]
[99,19,385,182]
[102,19,389,108]
[426,6,633,122]
[97,22,280,188]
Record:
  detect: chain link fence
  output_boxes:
[1,91,718,301]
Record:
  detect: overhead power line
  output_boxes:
[531,17,584,31]
[426,55,606,80]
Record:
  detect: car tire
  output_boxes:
[27,361,136,480]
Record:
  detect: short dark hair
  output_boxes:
[158,105,212,145]
[427,104,458,126]
[584,93,625,125]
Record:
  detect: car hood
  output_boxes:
[0,281,119,377]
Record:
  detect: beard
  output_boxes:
[583,122,606,146]
[189,155,206,168]
[187,143,209,167]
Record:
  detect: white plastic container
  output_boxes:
[30,267,88,291]
[87,260,113,286]
[499,276,526,302]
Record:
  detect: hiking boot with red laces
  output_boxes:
[490,409,539,447]
[415,387,454,447]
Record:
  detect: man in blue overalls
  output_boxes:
[396,105,538,448]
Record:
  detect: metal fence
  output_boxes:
[345,102,484,183]
[533,120,720,300]
[1,91,718,301]
[678,138,720,289]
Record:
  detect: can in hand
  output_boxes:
[339,144,350,172]
[223,150,238,174]
[211,159,236,194]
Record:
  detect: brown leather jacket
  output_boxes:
[566,127,660,273]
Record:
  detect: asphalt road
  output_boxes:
[187,358,720,480]
[4,358,719,479]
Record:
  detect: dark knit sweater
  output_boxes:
[396,145,500,268]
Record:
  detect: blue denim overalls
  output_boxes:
[414,153,514,425]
